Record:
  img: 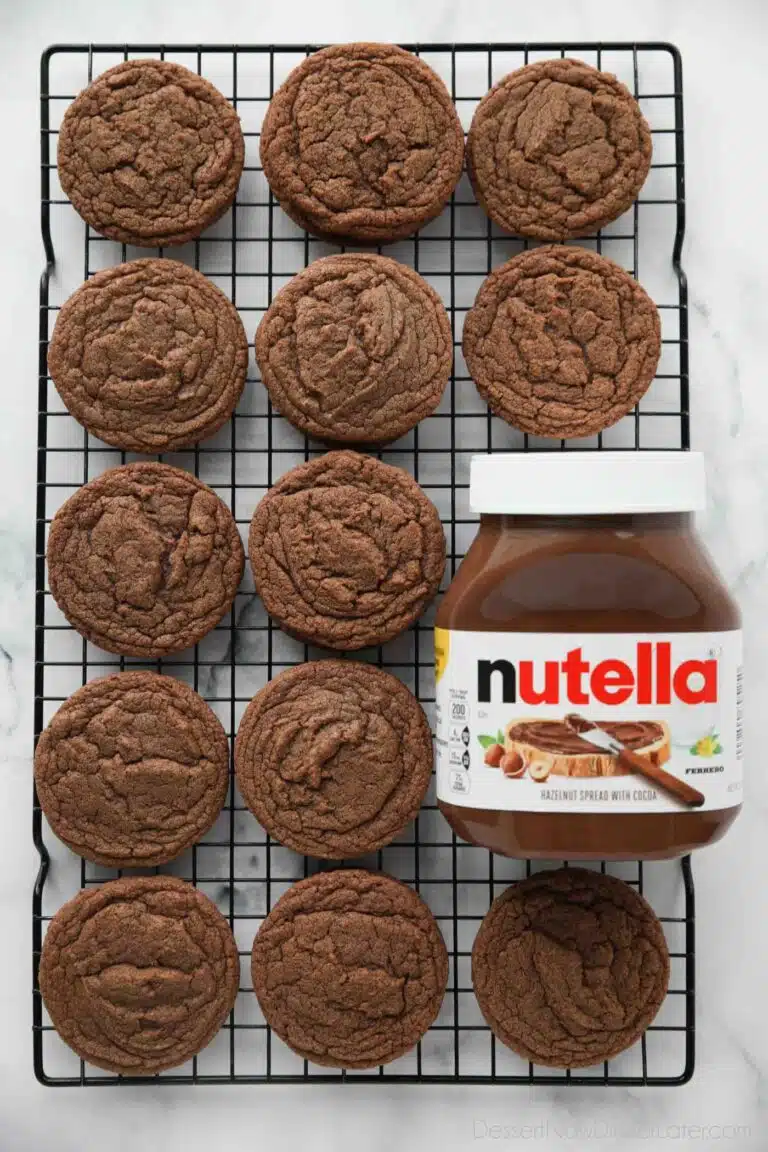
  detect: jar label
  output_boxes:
[435,629,743,813]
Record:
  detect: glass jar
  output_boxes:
[435,452,742,860]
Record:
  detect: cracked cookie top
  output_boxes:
[255,253,452,444]
[467,58,651,241]
[39,876,239,1075]
[235,660,433,858]
[248,451,446,650]
[47,462,244,657]
[472,867,670,1068]
[35,672,230,867]
[49,259,248,452]
[260,43,464,243]
[463,245,661,439]
[251,869,448,1067]
[58,59,244,247]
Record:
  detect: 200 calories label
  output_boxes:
[434,630,743,813]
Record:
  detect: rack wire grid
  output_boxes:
[34,41,694,1087]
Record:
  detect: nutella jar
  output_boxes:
[435,453,743,860]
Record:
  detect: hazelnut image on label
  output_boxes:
[484,743,505,768]
[529,758,552,782]
[500,751,525,778]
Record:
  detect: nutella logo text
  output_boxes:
[477,642,717,707]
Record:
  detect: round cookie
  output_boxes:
[467,58,651,240]
[47,462,244,657]
[255,254,452,444]
[248,450,445,650]
[463,245,661,439]
[235,660,433,859]
[472,867,670,1069]
[251,869,447,1067]
[39,876,239,1075]
[58,59,244,247]
[48,259,248,452]
[35,672,230,868]
[260,43,464,243]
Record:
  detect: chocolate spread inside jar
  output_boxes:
[435,452,742,860]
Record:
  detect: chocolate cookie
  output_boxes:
[35,672,229,867]
[248,451,445,650]
[39,876,239,1075]
[58,60,244,247]
[467,58,651,240]
[255,254,452,444]
[47,462,244,657]
[472,867,670,1068]
[48,259,248,452]
[235,660,432,858]
[463,245,661,438]
[260,44,464,243]
[251,869,447,1067]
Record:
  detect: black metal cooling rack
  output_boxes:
[34,41,694,1087]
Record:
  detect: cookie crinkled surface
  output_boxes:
[472,867,670,1068]
[260,43,464,242]
[57,59,244,247]
[463,245,661,439]
[235,660,433,858]
[248,450,446,650]
[35,672,230,867]
[255,253,452,444]
[48,259,248,452]
[467,57,652,241]
[251,869,448,1067]
[39,876,240,1075]
[47,462,244,657]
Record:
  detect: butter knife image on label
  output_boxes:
[563,713,706,808]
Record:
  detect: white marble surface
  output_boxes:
[1,0,767,1148]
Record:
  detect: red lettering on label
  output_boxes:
[637,642,653,705]
[486,643,720,706]
[561,648,590,705]
[673,660,718,704]
[656,642,672,705]
[518,660,559,704]
[590,659,635,705]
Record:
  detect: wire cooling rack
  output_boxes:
[34,42,694,1086]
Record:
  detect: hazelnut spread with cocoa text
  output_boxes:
[435,453,743,859]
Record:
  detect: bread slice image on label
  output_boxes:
[504,717,670,779]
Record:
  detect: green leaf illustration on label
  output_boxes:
[689,732,722,757]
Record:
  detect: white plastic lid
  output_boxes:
[469,452,706,515]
